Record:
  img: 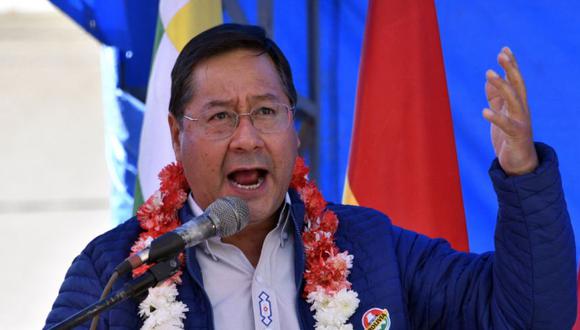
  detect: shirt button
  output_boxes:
[256,275,263,283]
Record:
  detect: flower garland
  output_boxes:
[131,157,359,329]
[290,157,360,329]
[130,163,190,329]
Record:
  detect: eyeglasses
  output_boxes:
[183,103,295,140]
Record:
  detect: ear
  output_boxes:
[168,113,183,162]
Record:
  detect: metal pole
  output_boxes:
[308,0,320,180]
[222,0,249,23]
[258,0,273,36]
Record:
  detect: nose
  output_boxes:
[229,114,265,151]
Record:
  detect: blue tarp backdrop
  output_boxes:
[437,2,580,255]
[50,0,580,259]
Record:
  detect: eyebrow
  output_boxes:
[204,100,234,109]
[203,93,282,109]
[249,93,281,102]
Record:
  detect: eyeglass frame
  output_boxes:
[182,102,296,140]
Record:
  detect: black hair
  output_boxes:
[168,23,297,119]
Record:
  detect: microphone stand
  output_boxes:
[48,257,181,330]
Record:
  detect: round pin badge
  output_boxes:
[361,307,391,330]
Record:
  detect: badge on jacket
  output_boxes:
[362,307,391,330]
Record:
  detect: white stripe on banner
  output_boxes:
[138,0,222,200]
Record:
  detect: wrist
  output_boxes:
[502,145,539,176]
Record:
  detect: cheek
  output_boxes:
[204,153,220,176]
[274,132,299,177]
[181,139,225,180]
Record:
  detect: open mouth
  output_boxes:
[227,169,268,190]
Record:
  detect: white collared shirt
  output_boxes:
[189,194,300,330]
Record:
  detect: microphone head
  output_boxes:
[207,196,250,237]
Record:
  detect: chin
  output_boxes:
[246,201,281,225]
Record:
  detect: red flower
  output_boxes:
[133,163,190,282]
[319,210,339,234]
[159,162,189,194]
[131,233,152,254]
[302,230,317,245]
[290,156,309,189]
[308,237,338,262]
[300,182,326,219]
[303,254,352,295]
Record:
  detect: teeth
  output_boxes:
[231,177,264,190]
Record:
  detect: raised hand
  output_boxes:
[483,47,538,176]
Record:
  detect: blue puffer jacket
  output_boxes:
[44,144,576,329]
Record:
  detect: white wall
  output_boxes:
[0,6,113,329]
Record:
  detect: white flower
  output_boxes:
[337,252,354,269]
[307,288,360,330]
[152,190,163,206]
[316,325,354,330]
[307,288,331,310]
[133,236,154,252]
[330,289,359,320]
[139,284,189,330]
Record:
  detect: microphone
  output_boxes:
[115,196,249,275]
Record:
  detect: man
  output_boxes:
[45,24,575,329]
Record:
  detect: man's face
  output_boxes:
[169,48,299,228]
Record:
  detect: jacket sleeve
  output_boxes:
[43,249,107,329]
[394,143,576,329]
[43,218,141,329]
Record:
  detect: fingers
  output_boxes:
[485,81,504,113]
[482,108,518,137]
[501,47,519,70]
[485,69,526,120]
[482,47,534,131]
[498,47,528,110]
